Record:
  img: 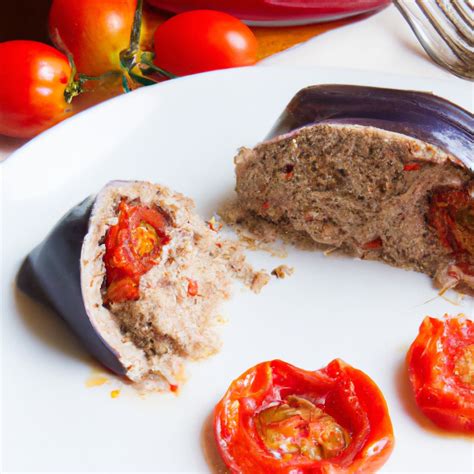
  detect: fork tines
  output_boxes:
[394,0,474,80]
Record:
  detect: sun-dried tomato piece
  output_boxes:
[407,315,474,433]
[214,359,394,473]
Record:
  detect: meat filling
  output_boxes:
[234,124,473,293]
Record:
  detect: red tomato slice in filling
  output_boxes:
[103,199,170,304]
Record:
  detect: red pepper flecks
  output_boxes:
[283,164,295,180]
[103,199,170,304]
[208,216,223,232]
[362,237,383,250]
[187,279,199,297]
[262,201,270,211]
[403,163,421,171]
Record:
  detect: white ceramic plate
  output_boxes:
[2,67,473,473]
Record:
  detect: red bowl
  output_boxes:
[146,0,392,25]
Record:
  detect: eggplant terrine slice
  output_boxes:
[17,181,267,390]
[233,85,473,294]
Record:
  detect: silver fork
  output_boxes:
[393,0,474,81]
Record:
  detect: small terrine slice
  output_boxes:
[18,180,267,391]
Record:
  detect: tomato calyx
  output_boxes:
[256,395,350,462]
[118,0,176,91]
[52,30,123,105]
[54,0,176,96]
[46,28,79,103]
[103,198,170,304]
[63,76,82,104]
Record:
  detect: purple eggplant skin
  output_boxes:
[267,85,473,170]
[16,196,126,377]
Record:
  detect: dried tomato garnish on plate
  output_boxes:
[214,359,394,473]
[407,315,474,433]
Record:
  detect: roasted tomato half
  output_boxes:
[103,199,170,303]
[407,315,474,433]
[214,359,394,473]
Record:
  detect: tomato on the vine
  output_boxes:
[407,315,474,433]
[214,359,394,473]
[0,40,74,139]
[49,0,137,76]
[153,10,258,76]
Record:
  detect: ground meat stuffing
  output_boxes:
[234,124,473,294]
[271,265,294,279]
[251,272,271,293]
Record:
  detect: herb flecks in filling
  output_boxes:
[103,198,170,304]
[256,395,350,461]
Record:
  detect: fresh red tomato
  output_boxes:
[153,10,258,76]
[49,0,136,76]
[214,359,394,473]
[407,315,474,433]
[0,40,73,138]
[104,199,170,303]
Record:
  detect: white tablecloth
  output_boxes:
[0,4,470,161]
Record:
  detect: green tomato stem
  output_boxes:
[130,0,144,53]
[62,0,176,97]
[78,71,121,82]
[63,50,83,104]
[139,53,178,79]
[119,0,177,91]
